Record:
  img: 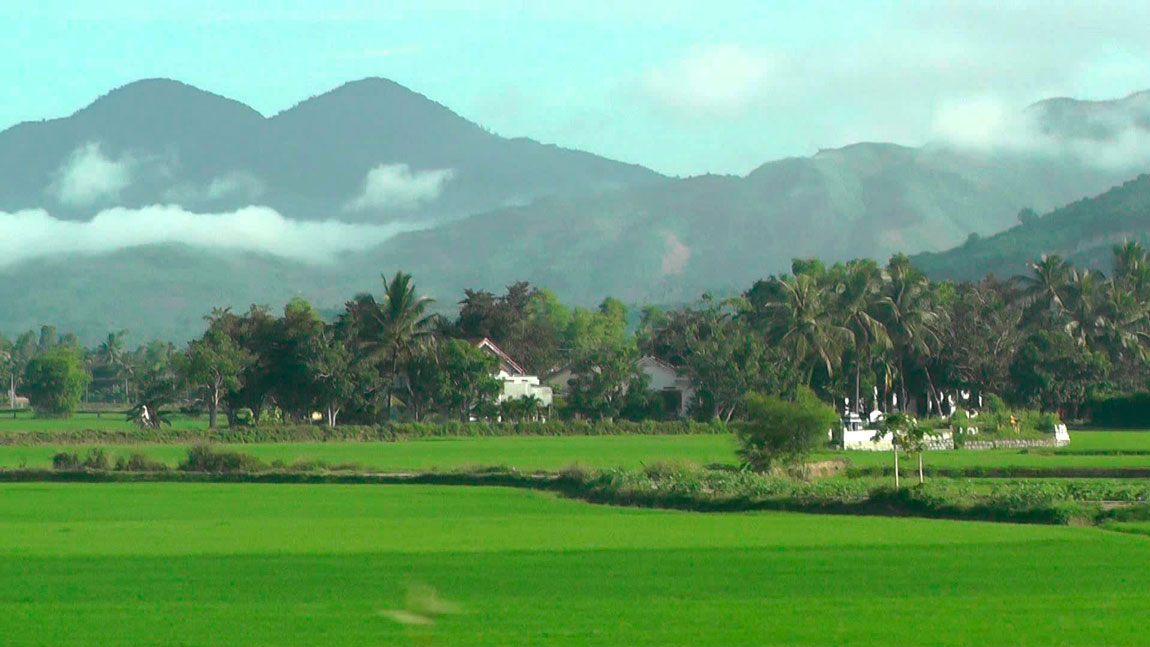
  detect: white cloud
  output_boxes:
[0,205,423,267]
[206,171,266,200]
[162,171,266,204]
[50,143,133,206]
[930,93,1150,169]
[642,45,775,117]
[346,163,454,211]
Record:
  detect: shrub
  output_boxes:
[114,453,169,472]
[179,445,266,473]
[51,448,109,471]
[734,388,838,471]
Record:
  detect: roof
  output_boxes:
[470,337,526,375]
[636,355,680,373]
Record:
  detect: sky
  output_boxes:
[6,0,1150,176]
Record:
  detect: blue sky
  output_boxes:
[6,0,1150,176]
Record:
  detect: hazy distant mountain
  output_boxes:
[4,80,1150,343]
[364,140,1139,305]
[912,175,1150,281]
[0,78,664,221]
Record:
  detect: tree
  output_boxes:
[175,330,252,429]
[95,330,132,403]
[567,340,641,420]
[352,271,438,420]
[435,339,500,422]
[1009,330,1109,417]
[880,254,941,411]
[837,259,891,412]
[22,348,91,418]
[735,388,838,471]
[876,412,931,488]
[758,271,852,386]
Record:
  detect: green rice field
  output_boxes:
[0,430,1147,474]
[1,482,1148,646]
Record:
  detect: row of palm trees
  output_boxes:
[741,241,1150,414]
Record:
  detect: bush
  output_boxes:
[114,453,169,472]
[51,448,109,471]
[734,388,838,471]
[179,445,266,473]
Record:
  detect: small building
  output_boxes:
[636,356,694,419]
[471,338,553,407]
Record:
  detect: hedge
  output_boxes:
[0,419,727,446]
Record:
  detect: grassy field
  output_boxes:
[0,431,1147,473]
[0,410,206,432]
[1,482,1148,647]
[0,434,740,471]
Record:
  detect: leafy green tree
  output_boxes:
[735,387,838,471]
[175,329,253,429]
[22,348,91,418]
[567,340,642,420]
[758,271,852,386]
[1009,330,1109,417]
[875,412,931,488]
[435,339,500,422]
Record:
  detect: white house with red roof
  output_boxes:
[471,338,553,406]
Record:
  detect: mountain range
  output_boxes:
[3,79,1150,343]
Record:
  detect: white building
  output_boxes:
[472,338,553,407]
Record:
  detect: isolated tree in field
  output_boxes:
[735,387,838,472]
[875,412,931,488]
[22,348,91,418]
[175,330,252,429]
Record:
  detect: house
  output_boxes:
[471,338,553,407]
[636,356,694,418]
[545,355,695,418]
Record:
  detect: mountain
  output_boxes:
[0,78,664,221]
[912,175,1150,281]
[4,80,1150,343]
[362,141,1140,305]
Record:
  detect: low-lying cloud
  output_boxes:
[930,93,1150,169]
[346,163,454,211]
[49,143,133,206]
[0,205,423,267]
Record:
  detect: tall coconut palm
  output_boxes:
[1019,254,1073,317]
[356,271,438,419]
[763,273,853,386]
[96,330,132,403]
[837,260,891,413]
[1113,239,1150,297]
[880,254,940,412]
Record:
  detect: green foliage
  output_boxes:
[735,388,838,470]
[22,348,91,418]
[179,445,266,473]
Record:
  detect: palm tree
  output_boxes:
[1019,254,1073,316]
[880,255,940,412]
[1113,239,1150,296]
[763,273,853,386]
[96,330,132,403]
[356,271,438,420]
[837,260,891,413]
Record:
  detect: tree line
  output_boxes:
[4,241,1150,426]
